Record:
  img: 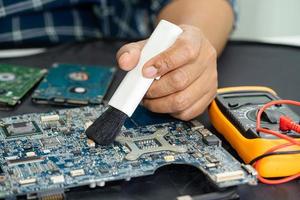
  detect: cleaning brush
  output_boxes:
[85,20,183,145]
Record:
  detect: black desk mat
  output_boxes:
[0,41,300,200]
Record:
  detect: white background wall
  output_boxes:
[231,0,300,46]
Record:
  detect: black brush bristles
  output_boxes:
[85,106,128,145]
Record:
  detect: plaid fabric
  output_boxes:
[0,0,237,46]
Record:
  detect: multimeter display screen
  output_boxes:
[224,95,272,104]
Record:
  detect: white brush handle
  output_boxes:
[108,20,183,117]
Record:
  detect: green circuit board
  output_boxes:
[0,64,46,108]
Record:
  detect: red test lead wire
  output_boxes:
[255,100,300,184]
[252,142,300,184]
[279,115,300,133]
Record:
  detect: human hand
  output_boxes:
[116,24,218,121]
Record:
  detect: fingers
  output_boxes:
[116,40,146,71]
[143,63,217,114]
[145,48,216,99]
[143,25,202,78]
[140,24,218,120]
[171,90,216,121]
[145,62,204,99]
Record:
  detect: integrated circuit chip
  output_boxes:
[2,121,41,138]
[40,137,61,148]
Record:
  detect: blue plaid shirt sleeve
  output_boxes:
[0,0,237,46]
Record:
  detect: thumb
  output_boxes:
[116,40,146,71]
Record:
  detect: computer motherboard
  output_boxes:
[0,105,257,199]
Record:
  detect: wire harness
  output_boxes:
[254,100,300,184]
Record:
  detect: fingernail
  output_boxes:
[143,66,158,78]
[119,52,130,67]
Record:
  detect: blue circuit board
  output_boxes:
[0,105,257,199]
[32,63,115,106]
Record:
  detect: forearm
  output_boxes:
[158,0,234,55]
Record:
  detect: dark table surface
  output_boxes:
[0,41,300,200]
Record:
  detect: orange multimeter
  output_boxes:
[208,86,300,178]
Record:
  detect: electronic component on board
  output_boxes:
[1,121,41,138]
[41,114,60,123]
[19,178,37,185]
[70,169,85,177]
